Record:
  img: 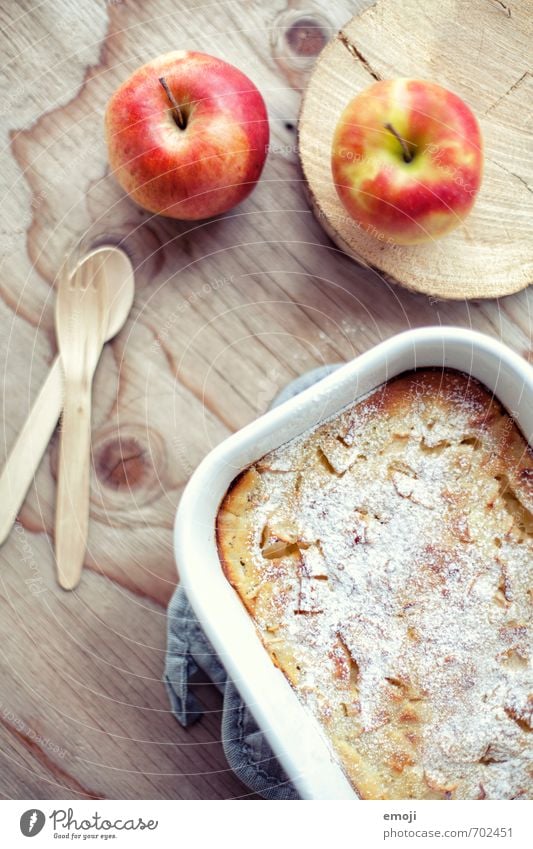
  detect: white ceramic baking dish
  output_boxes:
[174,326,533,800]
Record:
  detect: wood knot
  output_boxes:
[89,425,169,523]
[285,16,328,57]
[96,437,147,489]
[271,9,331,87]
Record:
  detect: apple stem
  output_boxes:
[159,76,186,130]
[384,122,414,163]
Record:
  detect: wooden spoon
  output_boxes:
[0,247,134,547]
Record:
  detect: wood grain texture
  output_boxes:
[299,0,533,298]
[0,0,531,800]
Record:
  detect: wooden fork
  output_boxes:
[54,254,109,590]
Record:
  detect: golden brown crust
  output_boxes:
[216,369,533,799]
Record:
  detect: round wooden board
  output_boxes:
[298,0,533,300]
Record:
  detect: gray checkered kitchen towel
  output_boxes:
[165,365,340,799]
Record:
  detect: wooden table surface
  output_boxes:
[0,0,530,799]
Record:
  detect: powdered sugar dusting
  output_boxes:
[236,371,533,799]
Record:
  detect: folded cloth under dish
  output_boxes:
[164,364,339,800]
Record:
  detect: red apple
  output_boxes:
[331,79,483,245]
[105,51,269,220]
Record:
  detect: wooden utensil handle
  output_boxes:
[55,380,93,590]
[0,356,64,546]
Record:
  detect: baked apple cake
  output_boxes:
[216,369,532,799]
